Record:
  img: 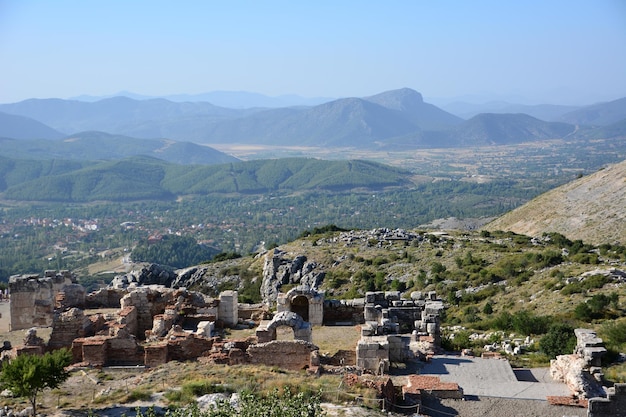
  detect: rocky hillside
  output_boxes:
[484,159,626,245]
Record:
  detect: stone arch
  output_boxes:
[276,286,324,326]
[256,311,312,343]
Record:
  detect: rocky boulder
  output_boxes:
[109,264,176,289]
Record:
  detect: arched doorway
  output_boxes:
[291,295,309,322]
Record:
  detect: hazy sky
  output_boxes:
[1,0,625,105]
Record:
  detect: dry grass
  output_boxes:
[28,359,380,412]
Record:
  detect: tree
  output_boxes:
[0,349,72,416]
[539,323,576,359]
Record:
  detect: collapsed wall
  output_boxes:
[550,328,606,399]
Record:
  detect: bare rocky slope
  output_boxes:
[484,159,626,245]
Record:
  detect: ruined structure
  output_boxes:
[276,286,324,325]
[356,291,444,373]
[9,271,75,330]
[8,264,446,391]
[550,328,607,399]
[256,311,312,343]
[588,384,626,417]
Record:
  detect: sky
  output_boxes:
[1,0,625,105]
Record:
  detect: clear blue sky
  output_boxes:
[1,0,625,104]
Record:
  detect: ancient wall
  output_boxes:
[9,271,74,330]
[550,328,606,399]
[73,328,144,367]
[323,298,365,324]
[48,308,90,350]
[588,384,626,417]
[55,283,86,309]
[247,340,318,370]
[356,337,390,374]
[164,326,214,361]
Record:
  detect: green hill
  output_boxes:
[1,157,413,202]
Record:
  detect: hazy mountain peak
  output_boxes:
[364,88,424,111]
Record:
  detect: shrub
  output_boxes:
[540,323,576,359]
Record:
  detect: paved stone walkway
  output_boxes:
[420,355,572,399]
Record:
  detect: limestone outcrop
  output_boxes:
[260,250,324,305]
[109,264,176,289]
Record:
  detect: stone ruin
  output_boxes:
[7,271,319,372]
[9,270,79,331]
[276,285,324,325]
[5,266,453,414]
[256,310,312,343]
[356,290,444,373]
[550,328,607,399]
[588,383,626,417]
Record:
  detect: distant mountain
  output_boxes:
[206,97,422,147]
[0,157,413,202]
[558,97,626,126]
[442,101,580,121]
[0,88,599,149]
[0,97,252,135]
[448,113,576,146]
[0,112,64,139]
[0,131,239,165]
[484,159,626,245]
[203,89,462,148]
[588,118,626,139]
[71,90,334,108]
[364,88,463,130]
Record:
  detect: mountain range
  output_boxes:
[0,88,625,162]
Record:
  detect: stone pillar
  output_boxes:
[218,290,238,328]
[308,296,324,326]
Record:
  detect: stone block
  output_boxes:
[196,321,214,337]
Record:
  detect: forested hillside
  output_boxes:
[0,157,412,202]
